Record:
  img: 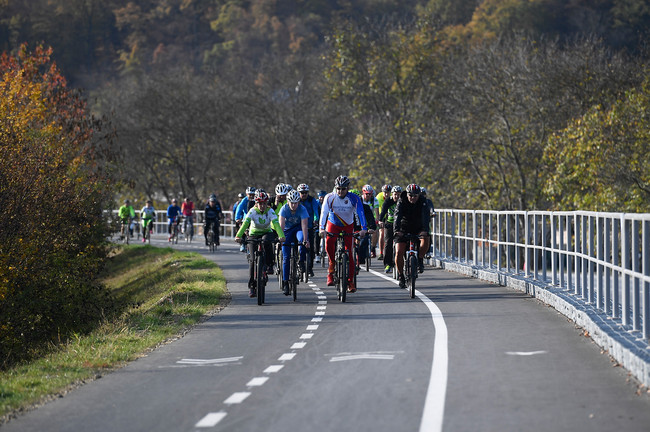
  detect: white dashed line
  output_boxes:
[224,392,251,404]
[196,412,227,427]
[264,365,284,373]
[247,377,269,387]
[291,342,307,349]
[279,353,297,361]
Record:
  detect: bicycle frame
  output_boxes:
[326,232,356,302]
[403,234,420,299]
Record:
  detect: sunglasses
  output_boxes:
[336,187,347,191]
[408,193,419,197]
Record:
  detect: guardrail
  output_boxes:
[110,210,237,238]
[431,209,650,385]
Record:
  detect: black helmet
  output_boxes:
[334,175,350,189]
[406,184,421,195]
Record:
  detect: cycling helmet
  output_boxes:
[297,183,309,193]
[362,184,374,194]
[287,189,301,203]
[238,193,245,199]
[254,189,269,202]
[406,184,421,195]
[382,184,392,193]
[421,187,427,195]
[317,190,327,198]
[275,183,290,196]
[246,186,256,195]
[209,194,217,202]
[285,184,293,191]
[391,185,402,193]
[334,175,350,188]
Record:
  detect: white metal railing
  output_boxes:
[110,210,237,238]
[432,210,650,342]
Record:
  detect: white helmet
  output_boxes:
[275,183,291,196]
[287,190,301,203]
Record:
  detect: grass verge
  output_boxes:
[0,245,228,423]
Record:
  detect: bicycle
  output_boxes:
[401,233,422,299]
[284,240,306,302]
[120,218,133,244]
[169,216,182,244]
[320,235,327,268]
[183,216,194,243]
[206,222,217,252]
[142,218,154,244]
[244,237,276,306]
[326,232,356,302]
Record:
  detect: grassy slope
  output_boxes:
[0,245,228,422]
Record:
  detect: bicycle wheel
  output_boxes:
[256,255,265,306]
[339,252,348,303]
[276,250,283,291]
[291,251,298,302]
[366,243,371,272]
[320,241,326,268]
[409,254,418,298]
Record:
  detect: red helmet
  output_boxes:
[254,189,269,202]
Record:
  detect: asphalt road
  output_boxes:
[4,237,650,432]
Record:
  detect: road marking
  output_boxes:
[264,365,284,373]
[368,268,448,432]
[330,353,396,362]
[224,392,250,404]
[176,356,242,365]
[312,317,323,322]
[506,350,547,356]
[291,342,307,349]
[300,333,314,339]
[279,353,296,361]
[307,325,319,331]
[317,305,326,310]
[196,412,227,427]
[247,377,269,387]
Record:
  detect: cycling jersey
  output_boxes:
[394,191,431,234]
[299,195,320,229]
[237,207,283,237]
[379,197,398,223]
[279,203,308,231]
[204,201,222,221]
[319,192,367,231]
[118,205,135,220]
[181,201,195,216]
[167,204,181,221]
[140,206,156,220]
[235,197,255,221]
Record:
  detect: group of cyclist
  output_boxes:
[233,175,434,297]
[117,194,224,245]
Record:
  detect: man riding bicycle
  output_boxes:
[319,175,367,292]
[393,184,431,288]
[235,189,285,298]
[118,199,136,238]
[140,200,156,242]
[278,189,310,295]
[181,197,196,237]
[204,194,223,246]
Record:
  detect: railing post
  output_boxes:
[574,214,581,296]
[622,216,630,327]
[643,220,649,340]
[551,213,557,286]
[451,210,457,260]
[633,219,640,331]
[604,217,612,316]
[597,216,604,310]
[612,217,620,319]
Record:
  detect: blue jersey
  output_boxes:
[167,205,181,220]
[279,203,308,232]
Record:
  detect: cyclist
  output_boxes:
[140,200,156,242]
[297,183,319,276]
[166,199,182,241]
[377,184,391,260]
[272,183,291,211]
[235,186,257,251]
[181,197,196,237]
[204,194,223,246]
[393,184,431,288]
[314,190,327,263]
[421,187,436,258]
[361,185,380,258]
[118,199,136,238]
[319,175,367,292]
[235,189,285,298]
[350,189,377,267]
[278,190,310,295]
[379,186,401,273]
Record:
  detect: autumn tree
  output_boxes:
[543,71,650,212]
[0,44,116,368]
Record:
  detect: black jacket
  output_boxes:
[393,191,430,233]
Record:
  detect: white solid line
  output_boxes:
[224,392,251,405]
[247,377,269,387]
[279,353,296,361]
[264,365,284,373]
[368,268,448,432]
[291,342,307,349]
[196,412,227,427]
[505,350,547,356]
